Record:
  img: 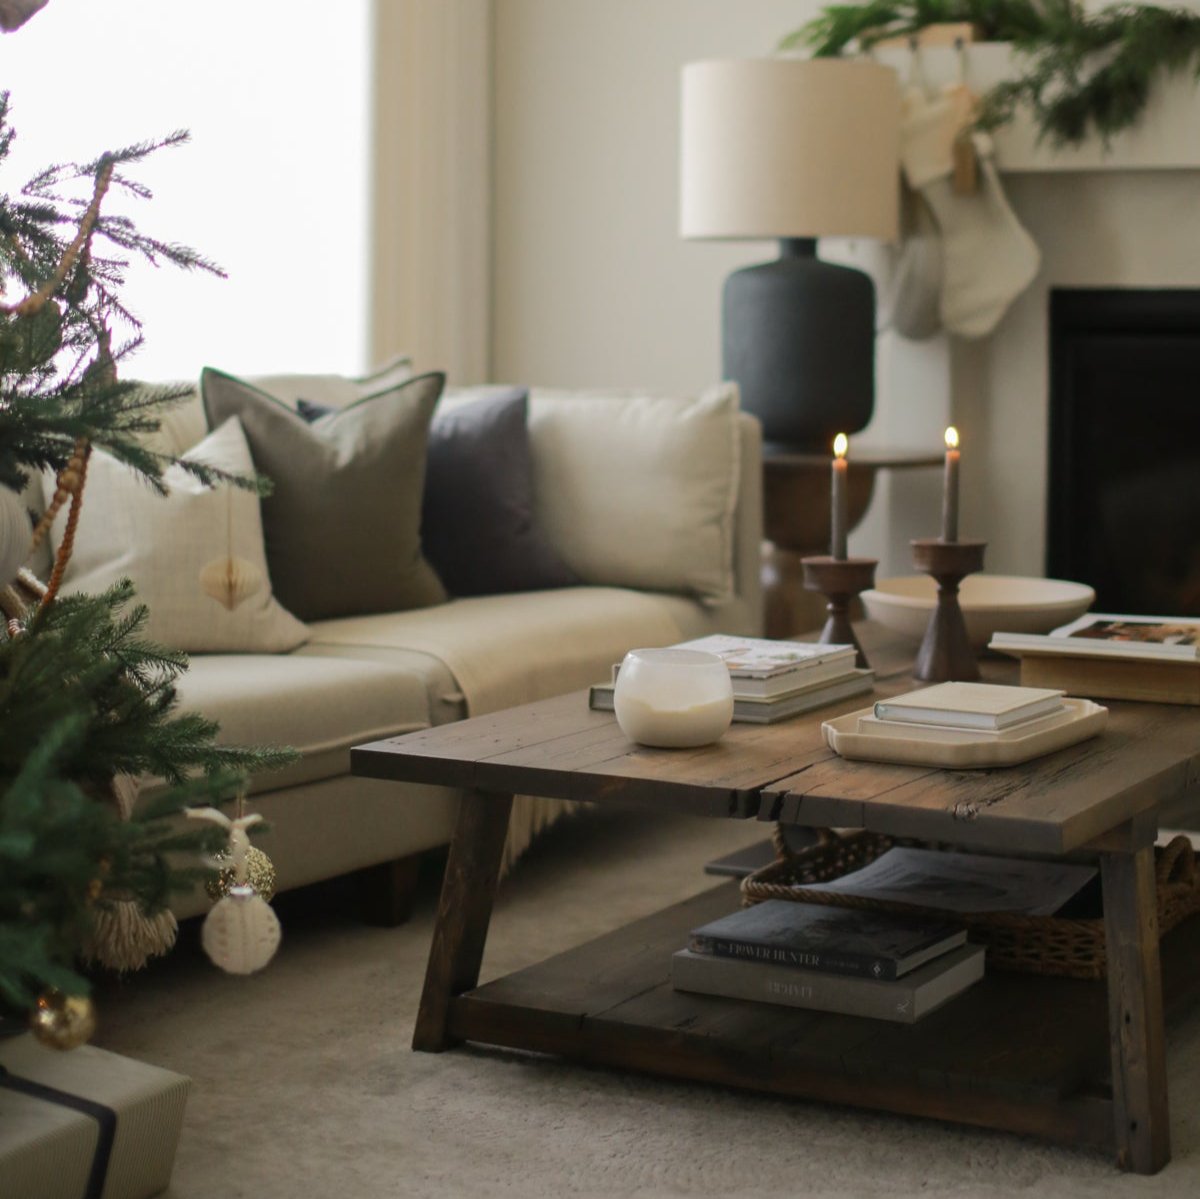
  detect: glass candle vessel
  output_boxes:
[612,648,734,748]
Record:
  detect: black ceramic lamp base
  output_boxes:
[910,538,987,682]
[723,239,875,450]
[801,555,877,670]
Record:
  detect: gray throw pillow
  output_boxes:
[422,389,580,596]
[298,388,578,598]
[201,367,448,621]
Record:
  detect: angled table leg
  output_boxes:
[413,789,513,1053]
[1101,843,1170,1174]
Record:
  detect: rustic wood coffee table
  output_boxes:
[352,648,1200,1175]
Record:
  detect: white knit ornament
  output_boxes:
[201,886,281,975]
[188,805,281,975]
[900,84,1040,339]
[0,483,32,591]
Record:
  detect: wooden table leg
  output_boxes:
[412,789,513,1053]
[1101,845,1170,1173]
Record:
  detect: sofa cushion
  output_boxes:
[303,586,712,717]
[172,652,431,793]
[201,367,448,622]
[525,383,741,604]
[43,417,309,653]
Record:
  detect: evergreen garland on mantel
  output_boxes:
[781,1,1200,146]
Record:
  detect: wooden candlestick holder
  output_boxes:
[800,555,877,669]
[910,538,987,682]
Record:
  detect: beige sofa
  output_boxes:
[125,389,765,920]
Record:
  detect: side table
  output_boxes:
[762,447,941,638]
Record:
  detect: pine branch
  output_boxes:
[783,2,1200,146]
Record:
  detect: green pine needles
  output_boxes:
[0,89,293,1018]
[782,1,1200,146]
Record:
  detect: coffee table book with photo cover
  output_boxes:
[686,900,966,981]
[871,682,1065,731]
[990,614,1200,705]
[990,614,1200,662]
[588,668,873,724]
[672,943,985,1023]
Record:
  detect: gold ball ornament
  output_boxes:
[29,992,97,1050]
[205,844,277,902]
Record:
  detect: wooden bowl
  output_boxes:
[860,575,1096,651]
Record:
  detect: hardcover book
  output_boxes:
[671,634,856,679]
[1016,652,1200,707]
[671,943,985,1023]
[687,900,966,981]
[872,682,1065,731]
[990,613,1200,663]
[589,669,873,724]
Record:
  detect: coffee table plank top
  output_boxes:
[762,696,1198,855]
[351,628,1200,855]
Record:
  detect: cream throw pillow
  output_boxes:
[45,417,308,653]
[526,383,741,604]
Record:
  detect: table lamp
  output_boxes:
[680,58,900,450]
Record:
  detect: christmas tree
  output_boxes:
[0,1,289,1042]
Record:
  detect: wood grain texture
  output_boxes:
[1101,847,1170,1173]
[448,882,1200,1156]
[412,789,512,1052]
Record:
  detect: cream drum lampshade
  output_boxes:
[680,58,900,242]
[678,57,900,450]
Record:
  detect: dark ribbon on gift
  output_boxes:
[0,1063,116,1199]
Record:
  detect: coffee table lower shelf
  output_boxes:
[445,883,1200,1156]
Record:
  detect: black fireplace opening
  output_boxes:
[1047,289,1200,617]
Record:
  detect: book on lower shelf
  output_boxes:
[671,942,985,1023]
[589,668,874,724]
[686,899,966,981]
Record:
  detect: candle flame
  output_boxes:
[833,432,848,459]
[944,426,959,450]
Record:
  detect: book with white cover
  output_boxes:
[872,682,1065,730]
[672,634,856,679]
[856,703,1076,741]
[990,613,1200,662]
[671,943,985,1023]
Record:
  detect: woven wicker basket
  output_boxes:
[740,826,1200,980]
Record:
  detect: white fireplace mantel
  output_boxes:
[842,43,1200,581]
[874,42,1200,173]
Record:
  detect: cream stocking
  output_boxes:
[901,84,1041,339]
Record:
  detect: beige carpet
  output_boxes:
[93,808,1200,1199]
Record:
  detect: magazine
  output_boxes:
[990,613,1200,662]
[673,634,855,678]
[804,846,1097,917]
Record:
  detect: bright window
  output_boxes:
[0,0,371,380]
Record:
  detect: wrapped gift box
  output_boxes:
[0,1033,190,1199]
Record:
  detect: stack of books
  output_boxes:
[672,900,983,1023]
[989,613,1200,706]
[589,634,873,724]
[862,681,1071,742]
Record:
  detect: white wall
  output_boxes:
[490,0,950,574]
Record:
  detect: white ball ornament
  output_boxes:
[201,885,281,975]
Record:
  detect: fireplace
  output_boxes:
[1047,289,1200,617]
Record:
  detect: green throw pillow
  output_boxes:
[201,367,448,622]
